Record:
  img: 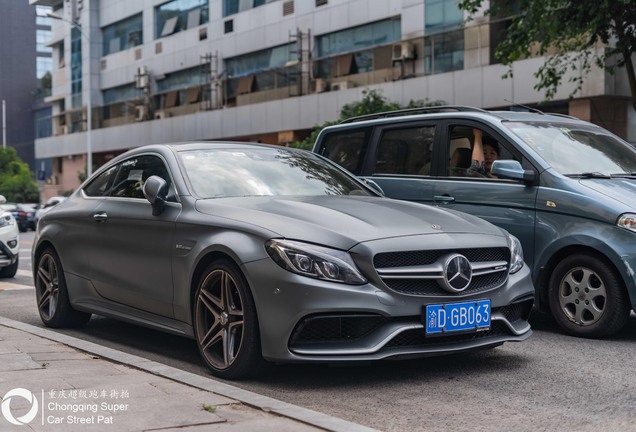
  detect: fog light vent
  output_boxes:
[7,240,17,248]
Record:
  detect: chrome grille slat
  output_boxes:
[374,248,510,296]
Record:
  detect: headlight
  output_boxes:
[617,213,636,233]
[507,233,524,274]
[0,212,15,228]
[266,239,367,285]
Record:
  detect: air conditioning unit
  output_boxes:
[330,80,354,91]
[154,111,171,120]
[392,42,415,61]
[313,78,328,93]
[135,105,147,121]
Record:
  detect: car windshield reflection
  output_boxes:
[179,147,371,198]
[504,121,636,176]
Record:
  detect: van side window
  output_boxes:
[447,126,516,178]
[374,126,435,175]
[319,128,369,175]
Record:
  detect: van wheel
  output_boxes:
[548,253,630,338]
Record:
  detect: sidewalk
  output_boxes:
[0,317,379,432]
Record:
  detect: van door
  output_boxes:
[363,122,440,206]
[431,121,539,269]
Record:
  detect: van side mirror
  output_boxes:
[491,160,535,184]
[143,175,168,216]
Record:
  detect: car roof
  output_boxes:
[325,105,587,130]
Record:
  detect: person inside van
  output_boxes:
[469,129,499,178]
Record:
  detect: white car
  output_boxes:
[0,195,19,278]
[34,196,67,226]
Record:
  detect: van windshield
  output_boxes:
[504,121,636,176]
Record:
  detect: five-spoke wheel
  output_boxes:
[35,248,91,327]
[194,259,263,379]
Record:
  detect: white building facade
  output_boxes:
[31,0,636,198]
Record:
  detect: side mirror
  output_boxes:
[491,160,535,184]
[0,195,5,205]
[143,175,168,216]
[360,178,385,196]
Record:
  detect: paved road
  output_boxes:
[4,231,636,432]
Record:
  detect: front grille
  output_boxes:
[374,248,509,269]
[290,314,388,346]
[374,247,510,297]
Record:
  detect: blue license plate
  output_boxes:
[425,300,491,335]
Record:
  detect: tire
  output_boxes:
[548,253,630,338]
[193,259,265,379]
[35,247,91,328]
[0,257,18,278]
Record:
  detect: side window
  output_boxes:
[319,128,369,175]
[374,126,435,175]
[446,126,516,178]
[107,155,172,199]
[83,165,118,197]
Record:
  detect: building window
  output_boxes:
[316,19,401,58]
[103,13,143,56]
[224,19,233,33]
[36,29,52,54]
[71,27,83,110]
[425,0,463,35]
[314,19,400,79]
[223,0,277,17]
[225,44,292,78]
[424,29,464,74]
[156,0,209,38]
[35,107,53,139]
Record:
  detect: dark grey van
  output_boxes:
[313,106,636,338]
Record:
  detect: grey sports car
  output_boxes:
[33,142,534,379]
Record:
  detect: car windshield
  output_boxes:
[503,121,636,176]
[179,147,372,198]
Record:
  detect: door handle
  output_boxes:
[433,195,455,205]
[93,212,108,222]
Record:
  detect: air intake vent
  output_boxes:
[316,0,328,6]
[283,0,294,15]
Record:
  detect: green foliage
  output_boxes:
[458,0,636,108]
[0,147,39,203]
[289,89,445,150]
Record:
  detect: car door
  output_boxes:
[86,154,180,317]
[361,121,440,205]
[431,120,539,269]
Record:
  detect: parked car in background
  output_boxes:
[33,142,534,379]
[19,203,37,231]
[34,196,66,227]
[0,195,20,278]
[0,202,29,233]
[314,106,636,339]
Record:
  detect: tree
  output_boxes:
[0,147,40,203]
[458,0,636,109]
[289,89,444,150]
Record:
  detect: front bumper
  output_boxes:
[243,256,534,363]
[0,233,19,267]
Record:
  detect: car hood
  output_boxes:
[195,196,505,249]
[579,178,636,209]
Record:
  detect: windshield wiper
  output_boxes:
[610,173,636,179]
[565,172,612,179]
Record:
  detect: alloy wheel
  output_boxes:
[36,253,60,321]
[195,268,245,371]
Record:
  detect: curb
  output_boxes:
[0,316,379,432]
